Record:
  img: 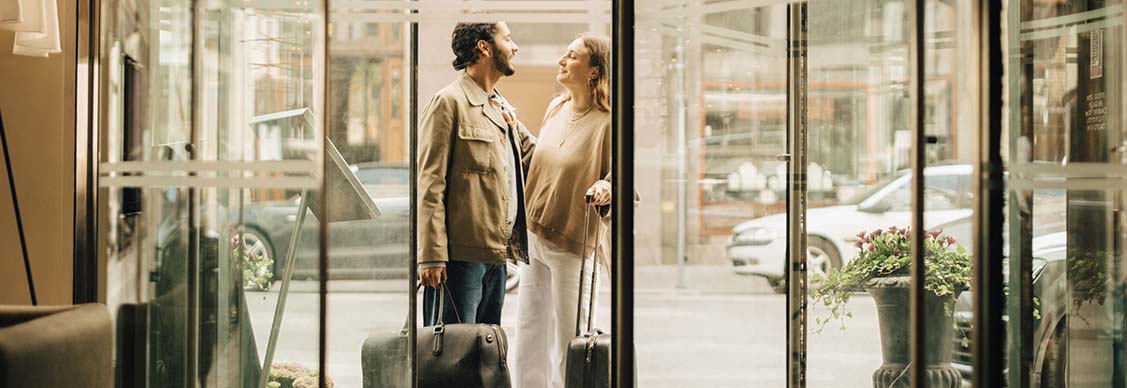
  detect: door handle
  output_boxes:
[776,153,791,161]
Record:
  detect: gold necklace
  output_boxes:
[559,102,593,147]
[568,104,592,126]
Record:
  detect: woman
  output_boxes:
[512,33,613,388]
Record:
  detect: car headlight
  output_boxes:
[731,227,777,246]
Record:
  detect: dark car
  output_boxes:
[948,230,1062,387]
[237,163,519,292]
[940,194,1104,387]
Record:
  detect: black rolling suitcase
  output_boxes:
[564,198,612,388]
[565,330,611,388]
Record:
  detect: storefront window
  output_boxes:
[90,0,1127,385]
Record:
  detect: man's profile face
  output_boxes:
[486,22,519,76]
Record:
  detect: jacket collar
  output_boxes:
[458,72,491,107]
[458,72,508,130]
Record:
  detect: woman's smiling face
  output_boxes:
[556,38,596,89]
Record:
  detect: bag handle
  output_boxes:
[401,282,463,333]
[575,194,605,337]
[432,282,463,325]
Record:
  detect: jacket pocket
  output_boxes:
[456,125,497,173]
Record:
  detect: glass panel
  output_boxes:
[635,1,790,386]
[923,0,978,386]
[217,4,325,388]
[335,1,613,385]
[804,0,915,386]
[414,7,613,387]
[1005,0,1127,386]
[100,1,325,387]
[325,6,411,388]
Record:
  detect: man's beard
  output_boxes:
[492,45,516,76]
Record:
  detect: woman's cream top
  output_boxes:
[524,96,611,261]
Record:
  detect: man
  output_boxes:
[417,21,536,326]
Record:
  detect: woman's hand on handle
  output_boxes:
[586,180,612,206]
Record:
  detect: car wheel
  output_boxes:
[1040,320,1067,388]
[764,238,842,295]
[506,262,521,293]
[807,237,842,287]
[767,276,787,294]
[239,229,276,291]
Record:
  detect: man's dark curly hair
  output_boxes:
[451,22,499,70]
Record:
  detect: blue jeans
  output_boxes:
[423,260,507,325]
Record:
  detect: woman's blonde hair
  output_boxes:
[550,33,611,117]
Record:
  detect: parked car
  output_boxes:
[727,164,974,293]
[238,163,520,292]
[943,222,1062,386]
[945,194,1117,388]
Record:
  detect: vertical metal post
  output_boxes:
[318,0,331,386]
[408,2,419,387]
[674,37,688,290]
[907,0,927,385]
[612,0,636,386]
[73,0,101,304]
[188,1,203,385]
[1119,7,1127,386]
[972,0,1006,387]
[785,2,808,387]
[1005,0,1034,385]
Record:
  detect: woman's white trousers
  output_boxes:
[512,233,601,388]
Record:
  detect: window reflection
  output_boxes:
[1004,0,1127,386]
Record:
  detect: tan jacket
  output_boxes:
[417,73,536,266]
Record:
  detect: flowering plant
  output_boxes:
[231,232,275,291]
[268,362,334,388]
[811,226,970,332]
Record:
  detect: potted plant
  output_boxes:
[268,362,334,388]
[811,226,970,388]
[1068,250,1111,325]
[231,232,274,291]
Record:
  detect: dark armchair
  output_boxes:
[0,304,112,388]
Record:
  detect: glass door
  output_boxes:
[632,1,791,386]
[629,0,970,386]
[99,1,326,387]
[1005,1,1127,387]
[328,2,612,387]
[796,0,983,386]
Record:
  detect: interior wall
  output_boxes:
[501,65,563,136]
[418,23,562,133]
[0,0,75,305]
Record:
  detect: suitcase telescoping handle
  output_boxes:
[575,193,605,337]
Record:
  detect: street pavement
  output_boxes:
[246,265,886,388]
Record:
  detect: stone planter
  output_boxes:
[866,276,961,388]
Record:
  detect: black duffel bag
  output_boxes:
[362,284,511,388]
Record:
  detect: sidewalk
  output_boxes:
[281,264,772,295]
[634,264,770,294]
